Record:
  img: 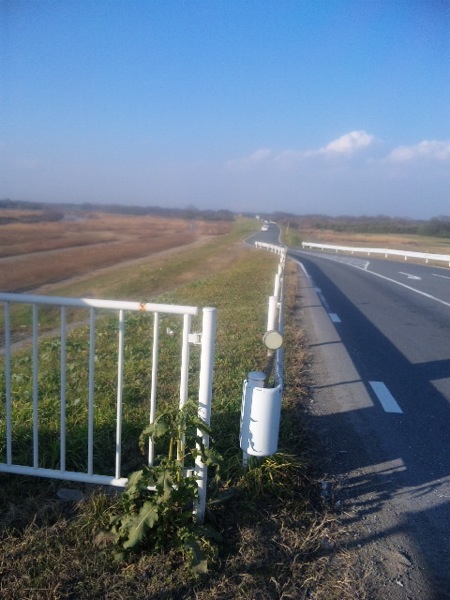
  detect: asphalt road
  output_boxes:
[246,221,282,247]
[288,247,450,599]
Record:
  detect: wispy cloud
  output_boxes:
[227,130,377,171]
[226,132,450,188]
[387,140,450,162]
[226,148,273,170]
[317,130,376,155]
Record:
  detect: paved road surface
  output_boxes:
[245,221,282,247]
[289,247,450,599]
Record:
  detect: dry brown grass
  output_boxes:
[299,227,450,254]
[0,211,232,293]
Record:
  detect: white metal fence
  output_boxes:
[0,292,216,518]
[302,242,450,267]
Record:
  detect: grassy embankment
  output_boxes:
[0,219,364,599]
[6,216,446,598]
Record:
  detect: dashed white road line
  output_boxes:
[369,381,403,414]
[296,258,405,416]
[329,313,341,323]
[399,272,422,280]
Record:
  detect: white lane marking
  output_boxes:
[369,381,403,414]
[296,250,450,308]
[314,287,332,312]
[432,273,450,280]
[355,267,450,308]
[297,260,341,322]
[329,313,341,323]
[399,272,422,280]
[301,251,370,270]
[298,261,310,278]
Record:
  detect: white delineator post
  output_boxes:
[240,370,266,467]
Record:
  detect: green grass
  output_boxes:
[281,223,304,249]
[0,219,271,475]
[0,222,362,599]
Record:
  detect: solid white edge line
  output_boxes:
[360,269,450,308]
[295,250,450,308]
[298,261,310,278]
[347,263,450,308]
[369,381,403,414]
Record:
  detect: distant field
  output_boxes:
[0,210,232,293]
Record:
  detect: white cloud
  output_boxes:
[226,132,450,193]
[387,140,450,162]
[273,150,304,168]
[228,130,377,171]
[317,130,376,155]
[226,148,272,170]
[248,148,272,162]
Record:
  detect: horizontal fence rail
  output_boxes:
[302,242,450,267]
[0,292,216,519]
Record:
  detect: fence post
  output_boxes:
[274,273,281,299]
[195,307,217,522]
[267,296,278,332]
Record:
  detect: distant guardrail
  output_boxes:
[301,242,450,267]
[254,241,286,257]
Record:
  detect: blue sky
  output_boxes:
[1,0,449,218]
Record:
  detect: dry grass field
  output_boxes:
[299,227,450,255]
[0,210,232,293]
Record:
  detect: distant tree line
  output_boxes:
[417,216,450,238]
[0,199,235,222]
[76,202,234,221]
[2,198,450,237]
[273,213,450,239]
[0,199,64,223]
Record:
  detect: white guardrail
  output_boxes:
[0,293,216,521]
[254,240,286,257]
[240,242,287,465]
[302,242,450,267]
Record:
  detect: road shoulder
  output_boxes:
[295,260,436,600]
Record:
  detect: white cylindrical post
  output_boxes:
[60,306,67,473]
[267,295,278,332]
[87,308,96,476]
[32,304,39,469]
[240,370,282,458]
[148,312,159,467]
[195,307,217,523]
[240,371,266,464]
[274,274,280,299]
[5,302,12,465]
[115,310,125,480]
